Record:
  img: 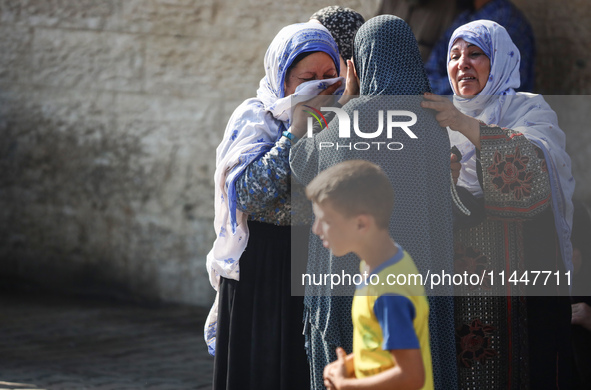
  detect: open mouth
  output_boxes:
[459,76,476,82]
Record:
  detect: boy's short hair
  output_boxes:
[306,160,394,229]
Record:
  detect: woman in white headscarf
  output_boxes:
[205,23,345,390]
[422,20,575,389]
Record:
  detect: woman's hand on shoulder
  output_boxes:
[421,92,481,149]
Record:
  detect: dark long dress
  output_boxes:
[213,221,309,390]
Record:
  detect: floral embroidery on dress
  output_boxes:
[456,319,497,367]
[454,243,491,290]
[487,146,533,200]
[235,136,293,225]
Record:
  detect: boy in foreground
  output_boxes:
[305,160,433,390]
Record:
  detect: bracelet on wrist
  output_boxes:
[282,130,299,144]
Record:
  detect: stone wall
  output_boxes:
[0,0,380,305]
[512,0,591,199]
[513,0,591,95]
[0,0,588,306]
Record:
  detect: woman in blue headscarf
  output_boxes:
[291,15,457,390]
[205,23,345,390]
[422,20,574,388]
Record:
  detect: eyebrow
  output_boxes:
[451,43,480,51]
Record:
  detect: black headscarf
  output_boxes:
[310,6,365,61]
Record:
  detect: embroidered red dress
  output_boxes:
[453,124,571,389]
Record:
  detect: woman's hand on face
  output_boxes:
[338,59,359,106]
[421,92,481,149]
[290,80,342,139]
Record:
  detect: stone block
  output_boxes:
[30,28,144,92]
[114,0,218,37]
[111,0,377,39]
[113,92,224,220]
[0,24,32,83]
[114,92,208,122]
[208,0,377,40]
[0,0,117,30]
[144,35,266,97]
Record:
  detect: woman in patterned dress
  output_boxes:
[422,20,575,389]
[204,23,346,390]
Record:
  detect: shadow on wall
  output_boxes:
[0,85,214,304]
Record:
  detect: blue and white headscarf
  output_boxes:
[446,20,575,278]
[256,23,342,122]
[205,22,342,355]
[447,19,520,118]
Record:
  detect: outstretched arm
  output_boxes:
[421,92,552,219]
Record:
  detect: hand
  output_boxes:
[421,92,481,149]
[323,359,338,390]
[572,302,591,331]
[451,153,461,185]
[323,347,351,389]
[290,80,342,139]
[338,59,359,106]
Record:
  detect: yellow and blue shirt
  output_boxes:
[352,243,433,390]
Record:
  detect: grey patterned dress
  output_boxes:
[290,15,457,390]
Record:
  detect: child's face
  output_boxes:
[311,200,358,257]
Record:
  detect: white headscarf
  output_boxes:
[446,20,520,195]
[204,22,343,355]
[447,20,574,277]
